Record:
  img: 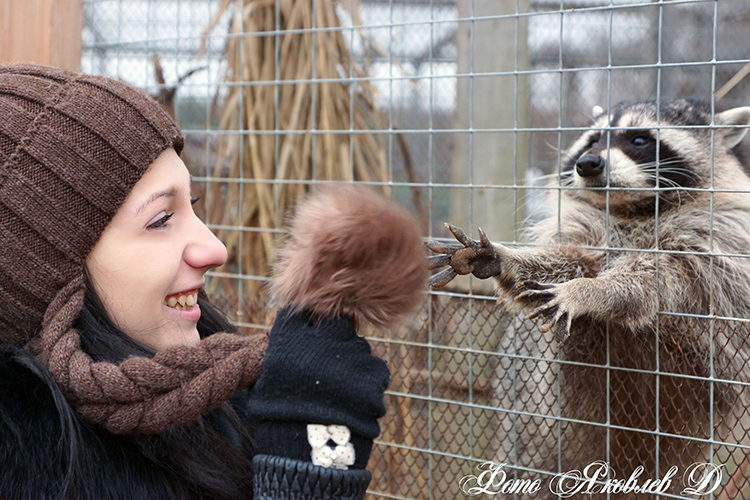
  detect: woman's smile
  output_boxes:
[164,288,202,323]
[165,289,200,310]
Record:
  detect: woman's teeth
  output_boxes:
[165,290,198,310]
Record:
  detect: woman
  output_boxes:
[0,63,391,500]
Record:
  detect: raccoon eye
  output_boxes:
[631,135,651,147]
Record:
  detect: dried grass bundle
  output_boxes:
[202,0,391,322]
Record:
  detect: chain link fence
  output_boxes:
[83,1,750,498]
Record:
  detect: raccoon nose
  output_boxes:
[576,154,606,177]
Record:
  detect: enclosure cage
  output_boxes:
[82,0,750,498]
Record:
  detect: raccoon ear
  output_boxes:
[592,105,605,117]
[715,107,750,149]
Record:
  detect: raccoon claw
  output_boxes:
[424,223,502,287]
[517,281,574,342]
[427,267,458,288]
[532,306,572,342]
[545,312,571,343]
[515,280,557,301]
[424,241,464,256]
[444,223,474,247]
[524,299,559,322]
[427,254,453,269]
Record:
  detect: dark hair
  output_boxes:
[58,273,256,499]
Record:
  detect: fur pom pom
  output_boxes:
[271,185,427,329]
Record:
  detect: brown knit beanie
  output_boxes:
[0,63,266,434]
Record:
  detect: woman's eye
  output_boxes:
[147,212,174,230]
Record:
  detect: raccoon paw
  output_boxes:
[516,280,576,342]
[425,223,502,288]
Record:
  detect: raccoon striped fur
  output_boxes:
[428,98,750,497]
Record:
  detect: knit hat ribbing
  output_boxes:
[0,63,268,435]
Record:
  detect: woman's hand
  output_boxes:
[245,307,390,470]
[425,223,503,288]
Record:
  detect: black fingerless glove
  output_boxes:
[247,307,390,470]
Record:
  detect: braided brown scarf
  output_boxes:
[27,275,268,435]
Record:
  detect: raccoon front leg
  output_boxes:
[426,223,602,289]
[492,243,603,292]
[515,257,660,342]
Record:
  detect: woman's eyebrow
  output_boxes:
[135,188,179,215]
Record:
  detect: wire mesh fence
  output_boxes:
[82,1,750,498]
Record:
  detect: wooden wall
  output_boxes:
[0,0,83,71]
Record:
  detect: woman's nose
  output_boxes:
[184,216,228,271]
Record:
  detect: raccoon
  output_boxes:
[428,98,750,497]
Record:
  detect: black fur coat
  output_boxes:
[0,347,370,500]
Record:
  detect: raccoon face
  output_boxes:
[564,126,693,190]
[560,99,750,209]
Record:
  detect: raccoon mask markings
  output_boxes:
[613,129,695,189]
[565,104,702,195]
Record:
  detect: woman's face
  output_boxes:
[86,148,228,350]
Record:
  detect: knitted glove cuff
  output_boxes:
[255,420,374,470]
[252,455,371,500]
